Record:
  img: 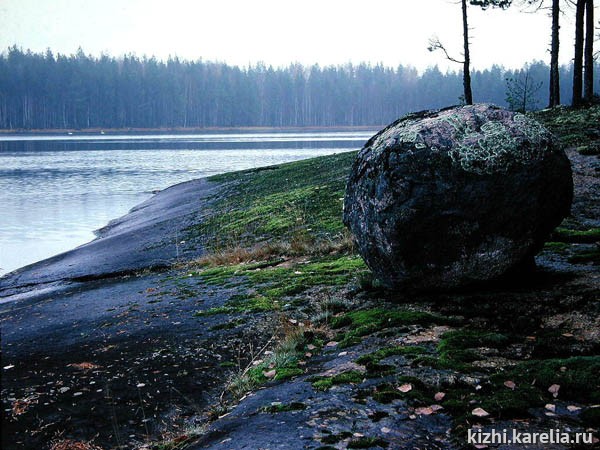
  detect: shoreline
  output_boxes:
[1,107,598,450]
[0,124,383,136]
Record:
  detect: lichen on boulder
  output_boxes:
[343,104,573,291]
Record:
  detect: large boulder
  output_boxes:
[343,104,573,291]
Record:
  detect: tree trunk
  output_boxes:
[462,0,473,105]
[584,0,594,102]
[549,0,561,107]
[572,0,585,107]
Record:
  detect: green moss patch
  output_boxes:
[189,152,358,250]
[356,346,428,366]
[356,377,432,406]
[332,308,458,348]
[194,255,368,316]
[195,294,275,316]
[492,356,600,404]
[234,356,303,395]
[260,402,307,414]
[533,105,600,148]
[479,385,544,418]
[441,356,600,423]
[218,361,238,368]
[370,383,404,404]
[551,227,600,244]
[310,370,365,391]
[421,329,511,372]
[356,346,427,376]
[568,248,600,264]
[543,241,570,252]
[210,318,247,331]
[577,143,600,155]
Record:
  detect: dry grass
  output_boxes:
[11,395,38,417]
[49,439,104,450]
[133,424,206,450]
[188,230,355,269]
[221,315,329,402]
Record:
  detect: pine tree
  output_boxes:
[428,0,512,105]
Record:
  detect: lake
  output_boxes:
[0,130,376,276]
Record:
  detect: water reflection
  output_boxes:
[0,130,375,276]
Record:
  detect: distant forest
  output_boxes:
[1,47,599,130]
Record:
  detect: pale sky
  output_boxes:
[0,0,594,72]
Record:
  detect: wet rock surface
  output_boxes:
[344,104,573,290]
[1,271,278,449]
[0,178,217,297]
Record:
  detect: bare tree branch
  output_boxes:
[427,37,465,64]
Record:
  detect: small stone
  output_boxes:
[471,407,489,417]
[504,380,516,390]
[548,384,560,398]
[567,405,581,412]
[398,383,412,393]
[263,369,276,379]
[415,406,433,415]
[545,403,556,412]
[434,392,445,401]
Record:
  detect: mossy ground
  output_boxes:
[533,104,600,149]
[187,151,357,251]
[192,255,367,316]
[551,226,600,243]
[330,308,460,348]
[164,106,599,448]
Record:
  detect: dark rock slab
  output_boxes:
[0,269,275,450]
[0,178,217,297]
[191,347,457,450]
[343,104,573,291]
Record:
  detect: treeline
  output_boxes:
[0,47,598,130]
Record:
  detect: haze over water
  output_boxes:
[0,130,375,276]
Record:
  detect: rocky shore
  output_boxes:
[1,106,599,450]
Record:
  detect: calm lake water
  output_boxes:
[0,130,376,276]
